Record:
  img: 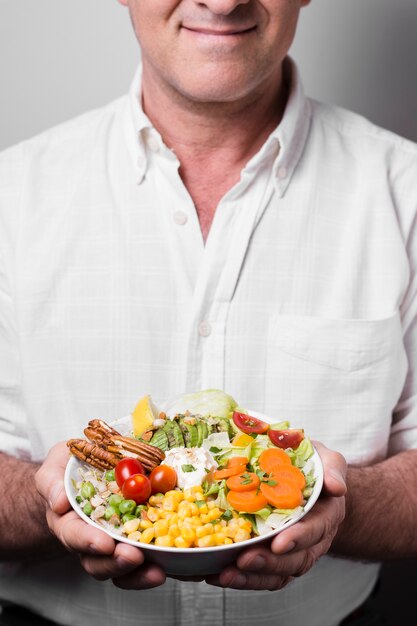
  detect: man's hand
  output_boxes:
[206,442,347,591]
[35,442,166,589]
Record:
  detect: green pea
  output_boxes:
[104,506,118,521]
[75,495,83,504]
[108,493,123,508]
[80,481,96,500]
[105,469,116,482]
[83,502,93,516]
[119,499,136,515]
[122,514,137,524]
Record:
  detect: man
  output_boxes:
[1,0,417,625]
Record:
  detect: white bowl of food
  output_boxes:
[64,390,323,576]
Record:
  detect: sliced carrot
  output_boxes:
[227,489,268,513]
[226,471,260,492]
[227,456,250,468]
[272,466,306,490]
[258,448,292,474]
[213,464,247,480]
[259,481,303,509]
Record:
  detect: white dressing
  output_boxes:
[162,447,218,489]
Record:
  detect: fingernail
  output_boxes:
[247,556,265,571]
[48,485,63,509]
[282,541,296,554]
[231,573,247,588]
[89,544,101,554]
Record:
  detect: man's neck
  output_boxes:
[140,63,289,240]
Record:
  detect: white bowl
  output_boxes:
[64,411,323,576]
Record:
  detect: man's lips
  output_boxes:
[182,25,256,36]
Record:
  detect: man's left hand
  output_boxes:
[206,442,347,591]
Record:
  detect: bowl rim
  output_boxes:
[64,410,324,554]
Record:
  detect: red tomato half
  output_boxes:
[122,473,152,504]
[149,465,177,494]
[232,411,270,434]
[268,429,305,450]
[115,458,145,489]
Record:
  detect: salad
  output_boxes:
[68,390,317,549]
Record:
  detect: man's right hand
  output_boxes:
[35,442,166,589]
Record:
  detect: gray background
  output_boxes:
[1,0,417,149]
[1,0,417,623]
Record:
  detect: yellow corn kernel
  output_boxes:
[227,518,239,529]
[213,524,223,534]
[213,532,227,546]
[200,514,210,524]
[194,502,208,514]
[127,530,142,542]
[207,508,222,521]
[168,513,179,526]
[191,485,204,495]
[234,529,251,543]
[238,518,252,529]
[223,537,233,545]
[183,488,196,502]
[122,518,141,534]
[141,527,155,544]
[197,535,216,548]
[207,501,217,509]
[188,502,200,516]
[181,524,196,543]
[168,524,181,539]
[139,519,153,530]
[196,524,214,538]
[178,505,193,519]
[147,507,160,522]
[162,497,177,512]
[155,535,175,547]
[149,494,164,506]
[153,519,169,537]
[224,526,236,539]
[174,536,192,548]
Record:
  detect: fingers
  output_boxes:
[206,566,293,591]
[270,494,345,555]
[114,564,166,590]
[313,441,347,497]
[35,441,72,515]
[46,508,116,555]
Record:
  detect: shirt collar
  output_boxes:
[124,57,311,194]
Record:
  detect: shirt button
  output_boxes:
[277,166,288,179]
[147,136,160,153]
[173,210,188,225]
[198,321,212,337]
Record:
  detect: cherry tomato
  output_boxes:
[115,458,145,489]
[232,411,270,434]
[268,428,304,450]
[149,464,177,494]
[122,473,152,504]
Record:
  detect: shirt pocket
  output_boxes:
[264,312,407,463]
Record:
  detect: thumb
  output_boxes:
[313,441,347,498]
[35,441,71,515]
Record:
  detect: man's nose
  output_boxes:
[199,0,251,16]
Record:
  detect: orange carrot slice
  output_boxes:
[226,472,260,492]
[272,466,306,490]
[259,481,303,509]
[258,448,292,474]
[227,489,268,513]
[227,456,250,468]
[213,464,247,480]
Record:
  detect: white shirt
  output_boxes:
[1,58,417,626]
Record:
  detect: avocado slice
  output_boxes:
[149,429,169,451]
[179,420,198,448]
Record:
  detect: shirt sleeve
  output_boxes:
[389,145,417,455]
[0,147,32,460]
